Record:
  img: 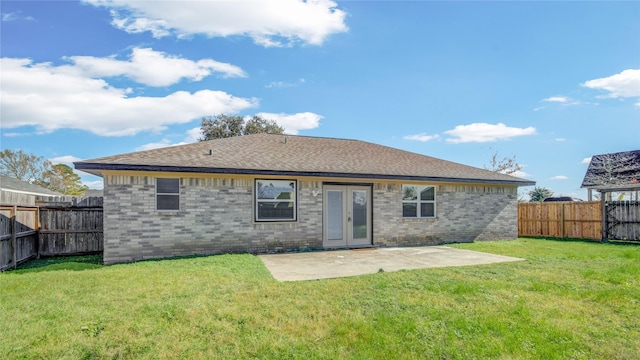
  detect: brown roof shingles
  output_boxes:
[75,134,535,186]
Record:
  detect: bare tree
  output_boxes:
[0,149,52,184]
[1,149,87,194]
[485,149,523,176]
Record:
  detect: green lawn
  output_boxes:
[1,238,639,359]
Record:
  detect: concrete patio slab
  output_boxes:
[258,246,524,281]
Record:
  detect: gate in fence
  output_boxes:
[604,201,640,242]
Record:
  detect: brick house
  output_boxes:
[75,134,535,265]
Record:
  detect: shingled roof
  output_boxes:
[75,134,535,186]
[581,150,640,191]
[0,174,62,196]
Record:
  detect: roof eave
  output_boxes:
[75,162,536,187]
[582,185,640,192]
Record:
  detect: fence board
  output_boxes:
[518,201,602,240]
[0,197,104,271]
[38,205,103,257]
[562,201,602,240]
[0,206,39,270]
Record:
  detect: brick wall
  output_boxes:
[372,184,518,247]
[103,175,323,264]
[103,175,518,264]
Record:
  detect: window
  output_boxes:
[402,185,435,218]
[156,178,180,211]
[255,179,296,221]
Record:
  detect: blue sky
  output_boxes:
[1,0,639,199]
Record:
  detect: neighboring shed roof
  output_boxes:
[0,174,62,196]
[581,150,640,191]
[75,134,535,186]
[84,189,104,197]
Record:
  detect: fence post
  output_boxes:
[11,205,17,269]
[561,203,566,238]
[601,195,606,242]
[36,206,41,259]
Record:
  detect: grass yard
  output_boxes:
[1,238,639,359]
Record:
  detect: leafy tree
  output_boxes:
[0,149,52,184]
[199,114,284,141]
[1,149,87,195]
[43,164,88,195]
[528,186,553,202]
[485,149,523,175]
[244,115,285,135]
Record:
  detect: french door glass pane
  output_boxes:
[352,190,367,239]
[327,191,343,240]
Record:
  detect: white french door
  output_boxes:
[323,185,371,248]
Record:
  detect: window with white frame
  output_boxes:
[156,178,180,211]
[255,179,296,221]
[402,185,436,218]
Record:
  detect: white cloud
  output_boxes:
[109,9,171,38]
[582,69,640,98]
[555,138,566,142]
[0,57,258,136]
[265,79,306,88]
[135,127,203,151]
[83,0,348,47]
[266,81,292,89]
[256,112,322,134]
[581,157,592,165]
[135,139,177,151]
[2,132,27,137]
[540,96,583,107]
[49,155,83,166]
[543,96,568,103]
[2,11,36,22]
[83,180,104,190]
[444,123,536,143]
[511,170,533,179]
[551,175,568,180]
[403,133,440,142]
[185,127,203,143]
[64,47,246,87]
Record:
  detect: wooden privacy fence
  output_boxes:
[518,201,602,240]
[0,205,39,271]
[519,200,640,242]
[39,197,104,257]
[0,197,103,271]
[604,201,640,242]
